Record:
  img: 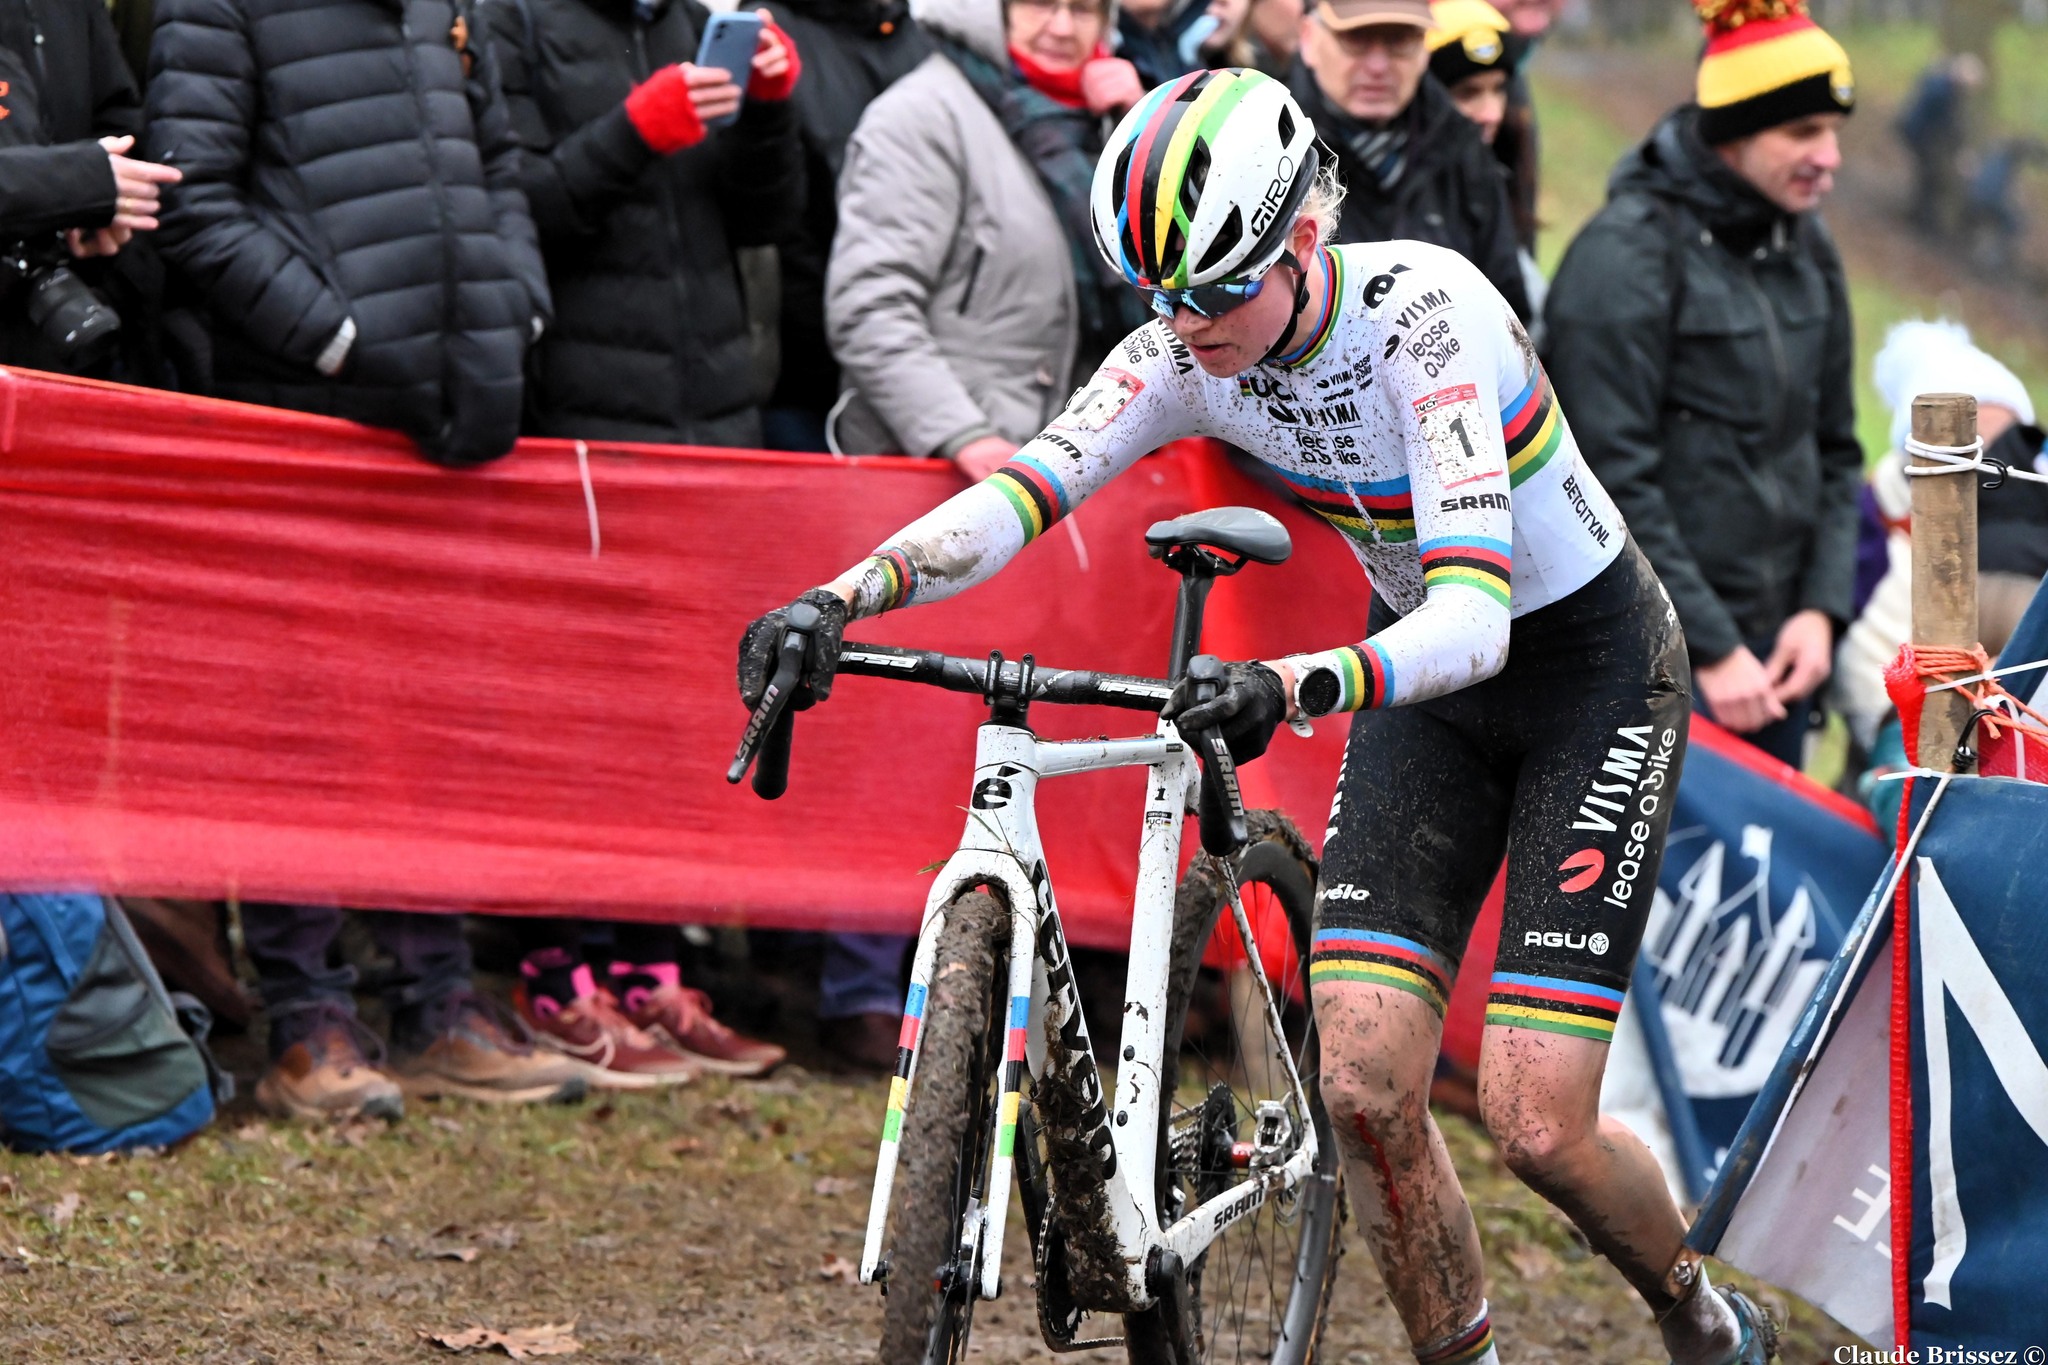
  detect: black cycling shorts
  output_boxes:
[1308,539,1690,1045]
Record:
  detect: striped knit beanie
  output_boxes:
[1694,0,1854,145]
[1426,0,1514,89]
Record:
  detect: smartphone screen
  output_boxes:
[694,13,763,129]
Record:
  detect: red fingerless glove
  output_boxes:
[747,20,801,103]
[624,64,706,154]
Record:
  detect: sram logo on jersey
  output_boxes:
[1440,492,1510,513]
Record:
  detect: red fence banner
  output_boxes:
[0,369,1367,947]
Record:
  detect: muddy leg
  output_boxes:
[1476,1022,1739,1360]
[1313,979,1486,1348]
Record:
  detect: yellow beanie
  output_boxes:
[1694,0,1854,144]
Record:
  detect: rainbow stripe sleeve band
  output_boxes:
[1308,928,1452,1016]
[1283,640,1396,713]
[1501,366,1562,489]
[1484,971,1623,1042]
[1419,535,1513,609]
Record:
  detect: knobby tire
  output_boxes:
[1125,810,1345,1365]
[877,891,1010,1365]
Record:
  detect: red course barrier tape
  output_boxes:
[0,368,1365,947]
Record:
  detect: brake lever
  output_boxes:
[1183,655,1249,856]
[727,601,821,797]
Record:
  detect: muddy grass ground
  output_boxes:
[7,34,2006,1365]
[0,1052,1864,1365]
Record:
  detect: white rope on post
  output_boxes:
[1902,435,2048,485]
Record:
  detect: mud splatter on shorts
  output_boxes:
[1311,538,1691,1038]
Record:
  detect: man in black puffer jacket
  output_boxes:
[742,0,928,452]
[145,0,550,467]
[481,0,804,447]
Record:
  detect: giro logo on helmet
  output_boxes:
[1249,155,1298,237]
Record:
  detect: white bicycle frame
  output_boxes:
[854,701,1322,1311]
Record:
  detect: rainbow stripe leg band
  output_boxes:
[1484,972,1623,1042]
[1416,1307,1493,1365]
[1307,928,1452,1016]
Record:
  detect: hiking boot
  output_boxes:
[391,989,589,1106]
[821,1011,901,1074]
[255,1007,405,1123]
[514,982,699,1089]
[613,975,786,1078]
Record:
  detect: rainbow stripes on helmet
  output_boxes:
[1091,67,1320,293]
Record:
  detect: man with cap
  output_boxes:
[1288,0,1530,318]
[1544,0,1862,768]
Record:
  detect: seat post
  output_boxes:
[1166,563,1216,684]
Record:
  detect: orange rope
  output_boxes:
[1912,644,2048,747]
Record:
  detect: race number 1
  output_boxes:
[1054,368,1145,434]
[1410,383,1495,489]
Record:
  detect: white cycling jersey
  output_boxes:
[827,240,1626,713]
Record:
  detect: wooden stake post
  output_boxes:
[1909,392,1980,772]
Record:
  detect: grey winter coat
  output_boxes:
[823,0,1078,457]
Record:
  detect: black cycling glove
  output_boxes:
[737,588,849,711]
[1161,660,1289,763]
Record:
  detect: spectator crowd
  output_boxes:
[0,0,2042,1137]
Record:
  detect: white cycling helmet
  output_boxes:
[1090,67,1321,294]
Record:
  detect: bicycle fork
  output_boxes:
[857,724,1191,1309]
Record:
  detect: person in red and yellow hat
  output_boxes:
[1545,0,1862,781]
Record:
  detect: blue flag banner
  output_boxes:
[1633,720,1891,1197]
[1906,775,2048,1350]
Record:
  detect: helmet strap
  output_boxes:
[1256,250,1313,366]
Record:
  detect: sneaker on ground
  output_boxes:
[514,981,700,1089]
[391,989,589,1106]
[614,974,786,1078]
[255,1005,406,1123]
[1683,1287,1778,1365]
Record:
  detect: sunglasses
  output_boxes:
[1138,274,1270,320]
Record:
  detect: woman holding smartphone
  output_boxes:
[476,0,803,1087]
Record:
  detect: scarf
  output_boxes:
[938,36,1152,358]
[1290,66,1416,193]
[1009,43,1098,107]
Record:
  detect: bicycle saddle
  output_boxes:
[1144,506,1293,566]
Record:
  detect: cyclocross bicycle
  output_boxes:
[730,507,1345,1364]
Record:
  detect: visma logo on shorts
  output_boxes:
[1320,883,1371,901]
[1523,930,1610,955]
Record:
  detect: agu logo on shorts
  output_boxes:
[1557,848,1604,894]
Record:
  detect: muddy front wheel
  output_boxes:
[877,892,1010,1365]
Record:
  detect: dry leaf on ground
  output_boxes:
[45,1193,81,1230]
[1505,1243,1560,1282]
[419,1320,580,1358]
[418,1244,480,1263]
[818,1254,860,1284]
[812,1177,858,1197]
[0,1174,17,1197]
[668,1136,704,1155]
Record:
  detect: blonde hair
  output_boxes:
[1297,157,1347,244]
